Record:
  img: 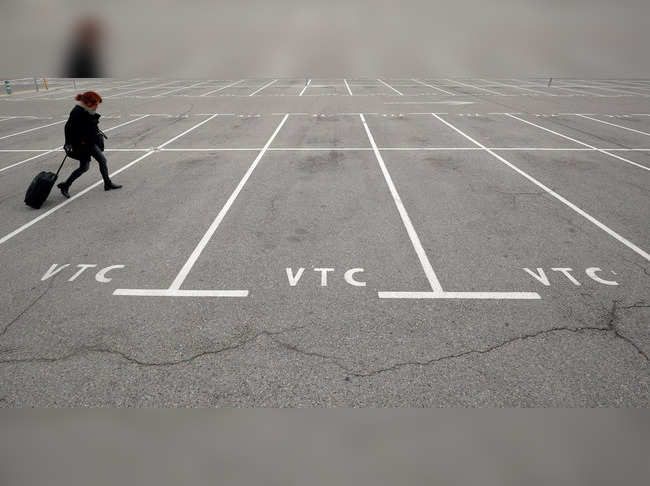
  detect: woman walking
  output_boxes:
[58,91,121,198]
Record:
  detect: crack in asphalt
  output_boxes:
[0,283,52,339]
[1,300,647,373]
[605,301,649,361]
[0,326,302,366]
[273,326,615,378]
[277,300,649,377]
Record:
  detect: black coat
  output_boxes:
[64,105,103,158]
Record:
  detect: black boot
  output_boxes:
[104,181,122,191]
[57,182,70,199]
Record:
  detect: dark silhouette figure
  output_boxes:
[63,17,105,78]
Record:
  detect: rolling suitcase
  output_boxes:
[24,155,68,209]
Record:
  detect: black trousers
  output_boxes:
[63,144,110,187]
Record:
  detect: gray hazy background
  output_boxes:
[1,0,649,78]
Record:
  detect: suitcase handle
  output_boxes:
[55,154,68,178]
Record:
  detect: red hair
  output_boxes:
[75,91,102,106]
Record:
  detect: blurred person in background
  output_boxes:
[58,91,122,198]
[62,16,105,78]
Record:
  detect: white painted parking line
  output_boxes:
[525,82,604,97]
[0,115,213,246]
[344,79,354,96]
[1,116,53,120]
[0,149,52,152]
[0,116,16,122]
[411,79,455,96]
[104,81,180,99]
[380,147,587,151]
[377,79,404,96]
[479,79,554,96]
[160,148,262,152]
[601,82,650,92]
[153,80,211,97]
[0,152,58,173]
[112,289,248,297]
[19,79,153,100]
[0,115,151,173]
[433,113,650,263]
[199,80,245,96]
[384,101,474,105]
[446,79,505,96]
[360,113,444,293]
[574,114,650,137]
[583,80,650,92]
[249,79,278,96]
[550,82,630,97]
[377,291,541,299]
[103,148,151,152]
[566,82,649,97]
[0,120,65,141]
[506,114,650,172]
[298,79,312,97]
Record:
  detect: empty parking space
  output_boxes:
[465,80,527,96]
[306,79,349,96]
[105,115,213,149]
[262,86,305,96]
[0,120,66,150]
[180,150,430,296]
[363,115,477,148]
[611,150,650,168]
[163,115,285,149]
[102,81,184,98]
[420,80,494,96]
[490,150,650,245]
[379,149,646,297]
[438,114,585,148]
[552,83,631,97]
[399,86,443,96]
[307,86,348,95]
[179,83,235,96]
[272,115,369,148]
[350,85,396,95]
[580,114,650,134]
[215,86,257,96]
[0,117,60,138]
[525,114,650,149]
